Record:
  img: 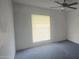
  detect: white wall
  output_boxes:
[14,3,66,50]
[0,0,15,59]
[67,6,79,44]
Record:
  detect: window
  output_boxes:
[32,14,51,43]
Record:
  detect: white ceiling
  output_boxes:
[13,0,78,9]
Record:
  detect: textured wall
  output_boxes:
[14,3,66,50]
[67,5,79,44]
[0,0,15,59]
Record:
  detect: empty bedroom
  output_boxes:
[0,0,79,59]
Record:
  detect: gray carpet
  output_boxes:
[15,40,79,59]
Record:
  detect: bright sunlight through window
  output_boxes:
[32,14,51,43]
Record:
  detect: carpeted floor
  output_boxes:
[15,40,79,59]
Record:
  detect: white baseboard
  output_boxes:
[68,39,79,44]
